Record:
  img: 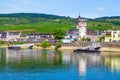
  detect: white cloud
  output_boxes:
[97,7,105,11]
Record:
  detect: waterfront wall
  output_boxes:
[101,42,120,47]
[63,42,120,47]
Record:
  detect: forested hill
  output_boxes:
[95,16,120,20]
[0,13,120,33]
[87,16,120,31]
[0,13,72,24]
[0,13,68,19]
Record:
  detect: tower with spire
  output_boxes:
[77,15,87,38]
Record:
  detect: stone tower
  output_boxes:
[77,15,87,38]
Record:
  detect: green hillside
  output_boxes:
[0,13,76,33]
[87,16,120,31]
[0,13,120,33]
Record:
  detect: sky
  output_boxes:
[0,0,120,18]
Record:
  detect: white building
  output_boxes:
[1,31,21,41]
[63,15,87,43]
[77,15,87,38]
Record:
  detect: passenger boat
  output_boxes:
[73,43,101,53]
[73,47,100,53]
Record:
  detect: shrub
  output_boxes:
[55,40,62,50]
[10,42,26,45]
[0,40,5,46]
[81,37,91,42]
[40,41,51,48]
[99,36,105,42]
[86,38,91,42]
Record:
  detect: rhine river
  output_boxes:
[0,48,120,80]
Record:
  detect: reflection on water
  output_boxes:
[78,56,86,75]
[76,53,101,76]
[0,48,120,80]
[0,49,66,70]
[101,52,120,72]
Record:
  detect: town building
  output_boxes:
[26,33,54,43]
[105,28,120,42]
[86,29,98,42]
[104,31,111,42]
[63,15,87,43]
[111,28,120,42]
[77,15,87,38]
[66,29,79,40]
[0,30,5,40]
[1,31,21,41]
[63,29,79,44]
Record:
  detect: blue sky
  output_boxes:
[0,0,120,18]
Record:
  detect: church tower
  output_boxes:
[77,15,87,38]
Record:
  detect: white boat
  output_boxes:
[8,44,34,50]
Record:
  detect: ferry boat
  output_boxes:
[73,43,101,53]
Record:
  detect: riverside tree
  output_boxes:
[53,29,65,50]
[53,29,65,41]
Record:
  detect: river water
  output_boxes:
[0,48,120,80]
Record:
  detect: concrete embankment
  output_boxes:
[100,47,120,52]
[32,46,80,50]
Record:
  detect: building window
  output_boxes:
[113,31,117,33]
[118,34,120,38]
[113,35,115,38]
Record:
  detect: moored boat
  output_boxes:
[73,42,101,53]
[8,46,21,50]
[8,44,34,50]
[73,48,100,53]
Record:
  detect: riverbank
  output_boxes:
[19,45,120,52]
[0,45,79,50]
[100,47,120,52]
[32,46,80,50]
[1,45,120,52]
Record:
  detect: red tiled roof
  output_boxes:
[106,32,111,35]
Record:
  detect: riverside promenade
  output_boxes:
[1,42,120,52]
